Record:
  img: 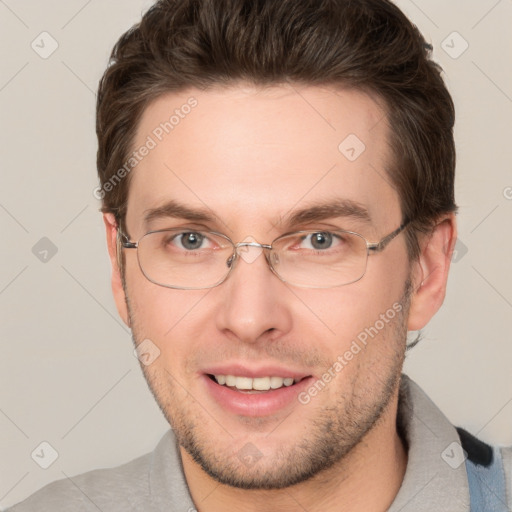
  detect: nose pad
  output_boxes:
[226,254,236,268]
[270,251,279,266]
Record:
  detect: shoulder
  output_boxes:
[7,451,153,512]
[500,445,512,505]
[456,427,512,509]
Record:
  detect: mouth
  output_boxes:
[202,370,314,417]
[207,374,308,393]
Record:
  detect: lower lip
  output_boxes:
[202,375,313,417]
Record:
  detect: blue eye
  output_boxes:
[172,232,208,250]
[301,232,338,250]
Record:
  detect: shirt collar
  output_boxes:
[388,374,470,511]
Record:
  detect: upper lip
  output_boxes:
[203,363,311,380]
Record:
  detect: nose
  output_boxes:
[215,244,292,344]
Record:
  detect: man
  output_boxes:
[8,0,511,510]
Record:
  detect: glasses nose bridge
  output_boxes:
[227,240,274,273]
[234,240,273,264]
[234,241,272,252]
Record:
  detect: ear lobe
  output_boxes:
[407,214,457,331]
[103,213,130,327]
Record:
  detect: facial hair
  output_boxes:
[126,279,412,490]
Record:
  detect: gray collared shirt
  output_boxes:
[8,375,512,511]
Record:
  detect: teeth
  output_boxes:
[253,377,271,391]
[235,377,253,390]
[270,376,283,389]
[214,375,298,391]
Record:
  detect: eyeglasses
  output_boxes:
[119,221,409,290]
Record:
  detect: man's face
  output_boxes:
[120,84,412,488]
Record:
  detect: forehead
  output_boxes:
[126,84,400,235]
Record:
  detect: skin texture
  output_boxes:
[104,84,457,511]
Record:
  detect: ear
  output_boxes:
[407,213,457,331]
[103,213,130,327]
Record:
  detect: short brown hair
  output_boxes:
[96,0,457,260]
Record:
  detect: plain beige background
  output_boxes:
[1,0,511,508]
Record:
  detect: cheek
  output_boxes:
[125,272,210,366]
[291,270,408,364]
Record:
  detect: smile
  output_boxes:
[210,374,303,392]
[203,371,313,416]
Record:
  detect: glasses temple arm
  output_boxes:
[367,219,411,253]
[117,229,138,249]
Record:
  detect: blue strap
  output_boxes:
[466,447,509,512]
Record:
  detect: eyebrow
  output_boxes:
[282,199,372,228]
[143,200,215,227]
[143,198,372,231]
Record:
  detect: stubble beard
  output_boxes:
[125,279,412,490]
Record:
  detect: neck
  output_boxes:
[180,394,407,512]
